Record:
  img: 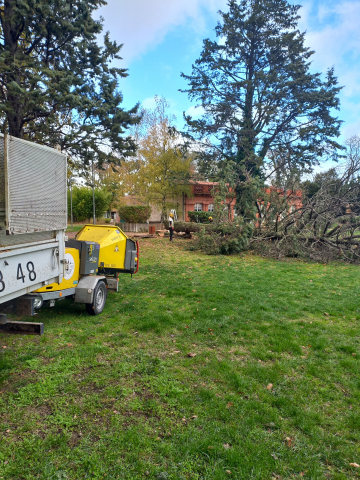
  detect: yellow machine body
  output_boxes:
[35,248,81,293]
[76,225,129,271]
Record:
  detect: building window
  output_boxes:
[208,203,214,212]
[194,203,203,211]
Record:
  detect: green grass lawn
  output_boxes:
[1,238,360,480]
[66,224,87,233]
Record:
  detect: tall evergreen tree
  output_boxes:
[0,0,139,166]
[181,0,343,213]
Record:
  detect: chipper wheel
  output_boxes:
[86,280,107,315]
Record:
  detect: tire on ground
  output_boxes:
[85,280,107,315]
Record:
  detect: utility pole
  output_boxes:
[92,158,96,225]
[69,177,74,228]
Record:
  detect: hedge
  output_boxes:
[118,205,151,223]
[187,211,213,223]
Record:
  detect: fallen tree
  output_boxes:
[251,137,360,263]
[164,219,253,254]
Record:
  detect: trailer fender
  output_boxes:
[74,276,107,304]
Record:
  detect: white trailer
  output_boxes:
[0,134,67,334]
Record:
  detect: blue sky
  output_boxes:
[97,0,360,147]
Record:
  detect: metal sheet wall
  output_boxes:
[4,135,67,234]
[0,136,4,228]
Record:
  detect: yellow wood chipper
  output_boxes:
[31,225,139,315]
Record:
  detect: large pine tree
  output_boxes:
[0,0,139,166]
[181,0,343,212]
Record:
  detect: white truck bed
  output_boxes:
[0,134,67,306]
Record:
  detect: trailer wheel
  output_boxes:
[86,280,107,315]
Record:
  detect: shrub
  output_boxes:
[191,222,253,255]
[118,205,151,223]
[187,211,213,223]
[166,219,253,254]
[68,187,112,222]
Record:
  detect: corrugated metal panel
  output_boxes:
[4,135,67,234]
[0,135,4,228]
[0,230,54,248]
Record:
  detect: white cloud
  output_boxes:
[97,0,227,64]
[141,96,158,110]
[185,105,206,118]
[341,119,360,138]
[298,1,360,97]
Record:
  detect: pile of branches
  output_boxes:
[251,145,360,263]
[164,220,202,237]
[164,219,252,254]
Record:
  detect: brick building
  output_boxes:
[183,181,236,221]
[183,183,302,222]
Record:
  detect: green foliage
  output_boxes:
[99,217,111,224]
[168,219,253,255]
[0,0,140,167]
[68,186,111,221]
[191,221,253,255]
[118,205,151,223]
[187,211,213,223]
[301,168,339,199]
[181,0,344,210]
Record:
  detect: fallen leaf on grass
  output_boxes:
[208,446,214,449]
[212,308,217,311]
[2,346,7,349]
[223,443,231,449]
[226,402,234,408]
[192,290,197,292]
[350,463,360,468]
[174,350,181,354]
[267,383,273,390]
[324,312,329,316]
[187,353,196,358]
[191,415,198,419]
[285,437,292,447]
[226,470,232,474]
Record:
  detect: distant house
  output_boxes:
[104,209,120,223]
[183,181,236,221]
